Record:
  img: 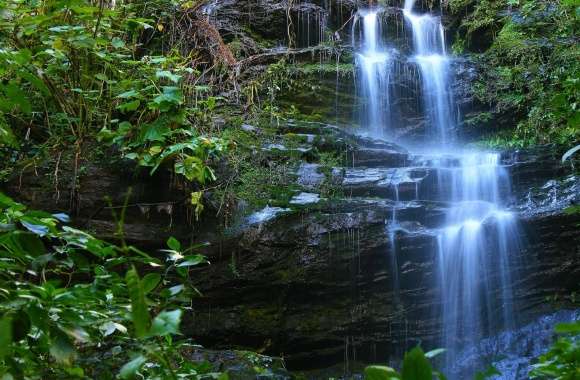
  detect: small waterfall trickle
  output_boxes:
[353,9,393,137]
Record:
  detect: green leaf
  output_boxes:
[18,70,50,96]
[167,237,181,251]
[1,81,32,114]
[401,347,432,380]
[64,367,84,377]
[0,193,20,209]
[364,365,400,380]
[117,99,141,113]
[112,37,125,49]
[49,332,75,365]
[140,121,170,142]
[149,309,182,337]
[554,321,580,334]
[5,231,46,256]
[475,365,501,380]
[95,73,108,81]
[0,122,18,148]
[125,267,150,338]
[119,355,147,379]
[0,316,13,359]
[142,273,161,294]
[177,254,206,267]
[151,86,182,111]
[156,70,181,84]
[117,90,139,99]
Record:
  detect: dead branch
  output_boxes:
[192,19,237,67]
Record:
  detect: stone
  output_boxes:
[186,142,580,372]
[289,192,321,205]
[241,123,258,133]
[246,206,291,225]
[296,163,326,190]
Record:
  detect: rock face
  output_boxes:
[185,125,580,373]
[9,124,578,376]
[452,309,580,379]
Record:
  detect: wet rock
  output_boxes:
[340,167,428,200]
[6,130,579,376]
[182,347,291,380]
[350,147,409,168]
[241,124,259,133]
[504,145,571,193]
[516,174,579,217]
[296,163,326,190]
[289,192,321,205]
[246,206,291,225]
[187,143,580,372]
[451,309,580,380]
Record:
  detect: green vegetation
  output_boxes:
[0,181,577,380]
[364,347,448,380]
[450,0,579,147]
[0,192,212,378]
[0,0,227,208]
[363,321,580,380]
[530,321,580,379]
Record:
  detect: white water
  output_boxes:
[353,9,392,136]
[353,2,520,376]
[434,153,518,372]
[404,0,455,143]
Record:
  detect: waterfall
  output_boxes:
[435,153,518,375]
[403,1,455,143]
[353,9,393,137]
[352,2,520,376]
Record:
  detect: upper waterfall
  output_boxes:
[403,0,455,143]
[353,8,393,137]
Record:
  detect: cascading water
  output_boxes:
[352,2,521,376]
[353,9,392,136]
[403,0,455,143]
[435,153,519,375]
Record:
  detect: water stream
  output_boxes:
[404,0,455,143]
[352,9,393,137]
[434,153,519,373]
[354,1,521,376]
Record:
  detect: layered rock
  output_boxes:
[8,120,579,376]
[183,125,580,372]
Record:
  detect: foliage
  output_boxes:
[364,347,444,380]
[450,0,580,147]
[530,320,580,379]
[0,192,215,379]
[0,0,225,193]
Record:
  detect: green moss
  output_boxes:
[287,63,355,76]
[241,306,282,331]
[463,0,579,146]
